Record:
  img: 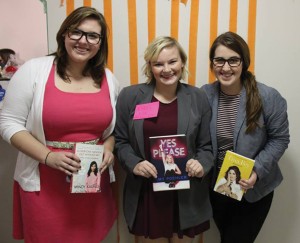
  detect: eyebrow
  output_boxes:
[214,56,240,59]
[152,58,178,64]
[75,28,101,35]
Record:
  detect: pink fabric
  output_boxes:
[85,172,101,193]
[13,65,117,243]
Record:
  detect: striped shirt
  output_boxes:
[216,91,240,169]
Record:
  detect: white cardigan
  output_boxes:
[0,55,120,191]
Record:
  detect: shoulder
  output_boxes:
[217,177,227,185]
[257,82,286,107]
[200,81,219,95]
[119,83,150,97]
[199,82,219,104]
[257,82,282,97]
[19,55,54,71]
[257,82,287,113]
[104,68,119,89]
[179,82,207,98]
[104,68,115,80]
[25,55,54,66]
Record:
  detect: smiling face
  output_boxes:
[227,169,237,182]
[91,164,97,172]
[150,46,183,88]
[64,18,101,67]
[166,154,174,164]
[212,45,243,95]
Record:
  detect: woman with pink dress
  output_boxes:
[0,6,119,243]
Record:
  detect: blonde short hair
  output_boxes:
[142,36,188,83]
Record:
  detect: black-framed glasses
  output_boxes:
[67,29,102,45]
[212,57,242,67]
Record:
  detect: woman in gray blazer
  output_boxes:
[202,31,290,243]
[115,36,214,242]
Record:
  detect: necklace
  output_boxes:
[154,92,177,104]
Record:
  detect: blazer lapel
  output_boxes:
[234,86,247,149]
[133,84,155,158]
[177,84,190,135]
[210,83,220,157]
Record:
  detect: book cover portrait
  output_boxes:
[149,134,190,191]
[71,143,104,193]
[214,150,255,201]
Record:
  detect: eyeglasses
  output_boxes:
[212,57,242,67]
[67,29,102,45]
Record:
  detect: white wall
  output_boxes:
[0,0,299,243]
[0,1,47,242]
[0,0,48,61]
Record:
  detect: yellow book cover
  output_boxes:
[214,150,255,201]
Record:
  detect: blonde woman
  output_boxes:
[115,36,213,243]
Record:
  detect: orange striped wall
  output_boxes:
[248,0,257,74]
[209,0,219,83]
[188,0,200,86]
[60,0,257,86]
[103,0,113,71]
[54,2,257,242]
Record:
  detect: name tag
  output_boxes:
[133,101,159,120]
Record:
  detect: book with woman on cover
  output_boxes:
[149,134,190,191]
[214,150,255,201]
[70,143,104,193]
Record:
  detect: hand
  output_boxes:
[223,184,232,195]
[45,151,81,175]
[216,183,231,195]
[239,171,257,190]
[133,160,157,178]
[99,148,115,174]
[225,178,232,187]
[186,159,204,178]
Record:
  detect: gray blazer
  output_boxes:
[115,82,214,230]
[201,81,290,202]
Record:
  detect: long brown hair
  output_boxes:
[54,6,109,85]
[209,31,262,133]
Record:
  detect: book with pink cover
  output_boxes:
[70,143,104,193]
[149,134,190,191]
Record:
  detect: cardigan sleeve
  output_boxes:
[0,59,36,143]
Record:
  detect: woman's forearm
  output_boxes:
[103,135,115,152]
[10,130,51,164]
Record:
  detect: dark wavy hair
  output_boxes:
[0,48,15,67]
[224,166,241,183]
[209,31,263,133]
[53,6,109,86]
[87,161,98,177]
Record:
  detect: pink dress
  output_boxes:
[13,66,117,243]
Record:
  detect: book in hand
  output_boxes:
[214,150,255,201]
[70,143,104,193]
[149,134,190,191]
